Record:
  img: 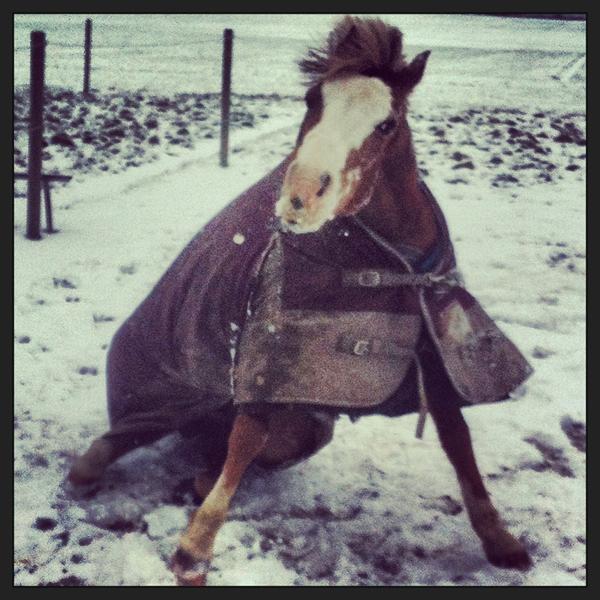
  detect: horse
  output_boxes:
[68,17,533,585]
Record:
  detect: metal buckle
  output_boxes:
[353,340,371,356]
[423,273,438,286]
[357,270,381,287]
[426,270,463,288]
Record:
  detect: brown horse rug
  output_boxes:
[103,157,533,456]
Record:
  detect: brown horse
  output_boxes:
[69,17,532,585]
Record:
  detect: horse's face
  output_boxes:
[276,46,430,234]
[276,75,399,233]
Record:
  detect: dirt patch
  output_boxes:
[560,416,586,452]
[420,494,463,516]
[13,87,297,179]
[40,574,86,586]
[411,107,585,190]
[523,435,575,477]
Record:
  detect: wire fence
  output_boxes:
[16,41,215,51]
[14,17,309,96]
[13,21,249,239]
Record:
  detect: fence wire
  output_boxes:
[14,26,307,97]
[16,39,218,51]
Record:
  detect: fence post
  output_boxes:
[220,28,233,167]
[26,30,45,241]
[42,180,55,233]
[83,18,92,95]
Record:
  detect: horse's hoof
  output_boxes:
[486,546,532,571]
[171,547,210,586]
[63,477,101,500]
[67,465,101,486]
[68,438,114,485]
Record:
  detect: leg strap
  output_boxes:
[415,356,429,439]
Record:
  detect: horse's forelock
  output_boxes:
[298,17,407,87]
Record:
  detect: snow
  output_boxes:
[14,14,585,587]
[14,14,585,105]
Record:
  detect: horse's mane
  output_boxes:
[299,16,407,86]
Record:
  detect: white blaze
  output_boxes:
[277,75,392,232]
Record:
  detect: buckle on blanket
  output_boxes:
[353,340,371,356]
[337,334,418,358]
[357,270,381,287]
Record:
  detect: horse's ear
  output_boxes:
[396,50,431,91]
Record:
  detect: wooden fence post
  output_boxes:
[26,30,45,241]
[83,18,92,95]
[220,28,233,167]
[42,179,55,233]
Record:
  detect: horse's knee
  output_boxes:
[257,409,333,468]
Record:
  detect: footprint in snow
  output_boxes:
[93,314,115,323]
[52,278,77,289]
[560,416,586,453]
[522,435,575,478]
[119,264,137,275]
[531,346,555,359]
[78,367,98,376]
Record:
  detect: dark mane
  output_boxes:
[298,16,407,86]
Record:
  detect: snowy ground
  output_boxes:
[14,14,585,586]
[14,13,585,100]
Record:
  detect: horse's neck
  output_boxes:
[358,128,437,252]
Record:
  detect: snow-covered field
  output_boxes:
[14,14,585,586]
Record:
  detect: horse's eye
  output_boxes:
[375,118,396,134]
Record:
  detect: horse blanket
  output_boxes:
[104,157,533,448]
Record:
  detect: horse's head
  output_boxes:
[276,17,430,234]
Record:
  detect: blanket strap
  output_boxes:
[337,335,428,437]
[414,356,429,439]
[342,269,462,288]
[351,217,454,439]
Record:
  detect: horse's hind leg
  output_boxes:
[426,391,531,570]
[171,413,269,586]
[68,429,167,485]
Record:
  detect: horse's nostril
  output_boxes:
[317,173,331,197]
[291,197,304,210]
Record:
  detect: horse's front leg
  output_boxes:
[426,389,532,570]
[171,413,268,586]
